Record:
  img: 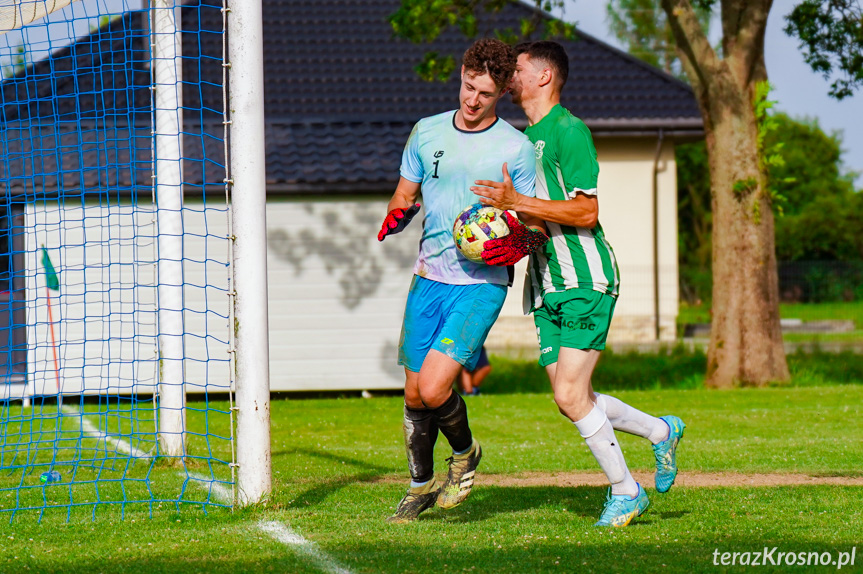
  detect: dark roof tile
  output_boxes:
[1,0,701,193]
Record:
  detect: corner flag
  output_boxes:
[41,245,59,291]
[40,244,62,394]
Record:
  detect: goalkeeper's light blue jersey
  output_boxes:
[400,110,536,286]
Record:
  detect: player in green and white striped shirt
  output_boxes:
[521,100,620,307]
[473,41,685,528]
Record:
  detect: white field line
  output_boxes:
[185,472,354,574]
[60,405,153,459]
[187,471,234,503]
[257,521,354,574]
[64,410,354,574]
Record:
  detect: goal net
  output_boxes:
[0,0,240,520]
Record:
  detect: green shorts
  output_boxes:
[533,289,616,366]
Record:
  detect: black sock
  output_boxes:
[431,391,473,453]
[403,405,438,483]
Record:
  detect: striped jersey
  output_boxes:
[523,104,620,312]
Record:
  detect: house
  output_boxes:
[0,0,701,395]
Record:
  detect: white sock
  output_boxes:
[595,393,669,445]
[574,405,639,497]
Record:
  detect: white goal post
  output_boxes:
[154,0,272,505]
[152,0,272,503]
[153,0,186,459]
[226,0,272,506]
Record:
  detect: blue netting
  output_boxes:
[0,0,234,521]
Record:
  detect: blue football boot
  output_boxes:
[595,483,649,527]
[653,415,686,493]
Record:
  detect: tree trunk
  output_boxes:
[702,90,789,388]
[661,0,789,387]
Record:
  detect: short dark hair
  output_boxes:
[514,41,569,88]
[462,38,517,91]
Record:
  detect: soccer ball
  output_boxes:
[452,203,509,263]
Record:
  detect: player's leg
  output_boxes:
[388,277,444,523]
[539,290,648,527]
[594,393,686,493]
[552,347,639,494]
[425,281,506,509]
[470,364,491,393]
[594,393,668,443]
[458,367,474,395]
[388,368,442,523]
[582,288,685,493]
[416,349,471,449]
[554,347,648,526]
[468,347,491,394]
[404,369,439,484]
[418,352,482,511]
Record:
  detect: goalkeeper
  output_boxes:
[472,41,686,527]
[377,38,547,524]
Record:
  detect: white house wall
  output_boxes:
[265,198,421,391]
[24,197,417,394]
[596,138,679,328]
[267,144,679,392]
[24,200,232,397]
[25,201,159,396]
[22,140,679,394]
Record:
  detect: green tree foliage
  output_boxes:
[603,1,862,300]
[771,114,863,261]
[677,113,861,302]
[1,46,26,79]
[784,0,863,100]
[767,113,858,217]
[775,192,863,261]
[676,140,712,303]
[389,0,576,81]
[606,0,711,79]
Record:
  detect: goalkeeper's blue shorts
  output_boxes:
[398,275,506,373]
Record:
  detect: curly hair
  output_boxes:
[462,38,517,90]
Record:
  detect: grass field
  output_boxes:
[1,386,862,573]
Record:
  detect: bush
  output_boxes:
[484,346,707,394]
[778,260,863,303]
[787,349,863,385]
[482,346,863,394]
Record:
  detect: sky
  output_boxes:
[2,0,861,185]
[0,0,141,82]
[558,1,863,186]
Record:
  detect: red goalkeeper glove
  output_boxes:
[377,204,421,241]
[481,212,549,266]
